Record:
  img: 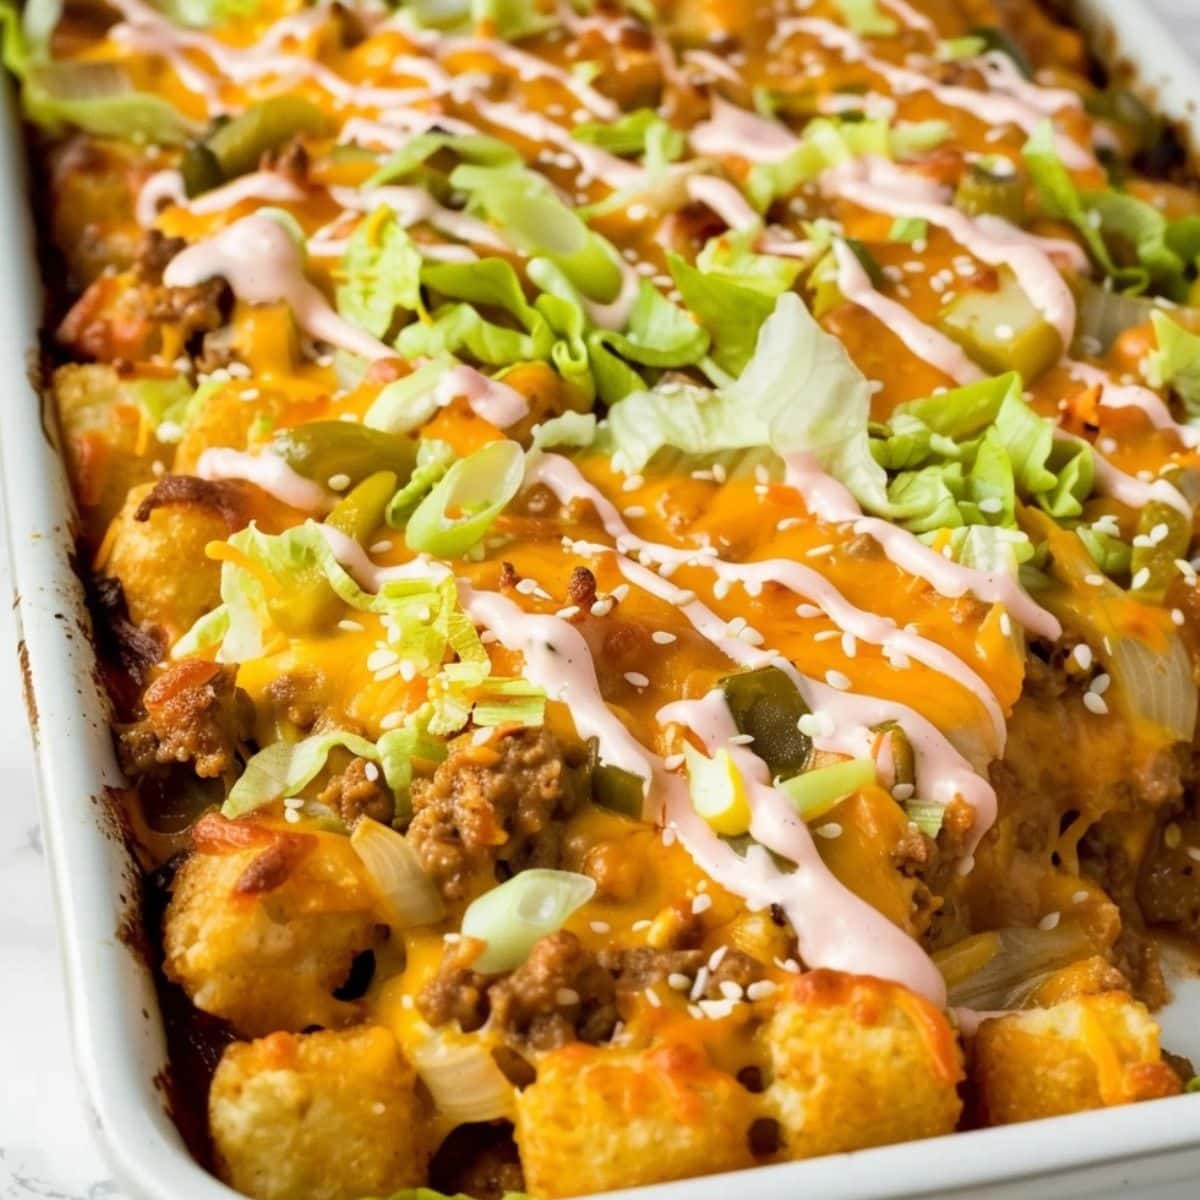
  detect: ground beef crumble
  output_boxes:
[407,727,584,899]
[118,658,252,780]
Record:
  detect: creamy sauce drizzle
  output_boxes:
[329,184,508,249]
[782,451,1062,639]
[1067,359,1200,449]
[832,240,985,385]
[197,448,333,512]
[531,453,1006,751]
[163,214,394,362]
[434,364,528,428]
[782,16,1094,168]
[822,156,1081,347]
[657,691,948,1005]
[136,169,307,227]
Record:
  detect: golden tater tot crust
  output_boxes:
[762,970,963,1159]
[210,1026,430,1200]
[163,817,383,1036]
[515,1041,756,1197]
[972,992,1181,1123]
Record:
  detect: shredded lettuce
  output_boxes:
[404,0,556,39]
[1023,121,1190,298]
[695,230,803,298]
[573,107,684,161]
[530,410,597,450]
[1143,311,1200,418]
[748,116,950,212]
[386,439,456,526]
[0,3,194,142]
[337,207,423,339]
[366,132,519,188]
[157,0,264,26]
[833,0,898,36]
[224,730,379,818]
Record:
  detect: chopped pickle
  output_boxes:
[954,161,1026,225]
[205,96,328,185]
[938,269,1062,381]
[684,744,752,836]
[272,422,418,488]
[326,470,398,545]
[720,666,812,780]
[180,140,223,198]
[266,568,343,636]
[872,721,915,788]
[591,762,645,818]
[1130,500,1191,602]
[967,25,1033,78]
[1085,88,1165,157]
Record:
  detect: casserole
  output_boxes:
[6,0,1200,1197]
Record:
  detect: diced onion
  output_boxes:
[1111,631,1198,742]
[779,757,876,822]
[937,925,1094,1010]
[405,439,525,557]
[349,817,444,929]
[410,1030,515,1124]
[461,869,596,973]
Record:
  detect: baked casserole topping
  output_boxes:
[8,0,1200,1194]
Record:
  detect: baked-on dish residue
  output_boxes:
[6,0,1200,1195]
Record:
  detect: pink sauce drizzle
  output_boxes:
[658,691,948,1005]
[197,448,333,512]
[136,169,307,227]
[832,240,985,385]
[685,174,762,233]
[329,183,508,249]
[783,451,1062,639]
[531,453,1006,751]
[822,156,1081,347]
[434,364,528,428]
[1082,442,1192,518]
[974,51,1081,116]
[1066,359,1200,449]
[782,16,1094,168]
[613,549,998,839]
[163,214,394,362]
[689,97,800,163]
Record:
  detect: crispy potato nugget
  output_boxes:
[164,820,382,1036]
[210,1026,430,1200]
[104,481,233,638]
[762,971,963,1159]
[972,992,1181,1123]
[515,1041,756,1197]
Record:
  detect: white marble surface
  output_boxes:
[3,2,1200,1197]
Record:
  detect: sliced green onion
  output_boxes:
[779,757,876,822]
[350,816,444,929]
[591,762,645,817]
[405,439,524,557]
[461,869,596,973]
[409,1031,515,1124]
[904,801,945,839]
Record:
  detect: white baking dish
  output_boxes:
[4,3,1200,1198]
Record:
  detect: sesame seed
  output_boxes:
[719,980,744,1001]
[815,822,843,839]
[623,505,646,519]
[556,988,579,1005]
[728,733,755,745]
[652,631,677,645]
[1090,673,1111,695]
[1084,573,1105,586]
[632,918,652,931]
[691,892,713,915]
[796,604,822,618]
[798,712,835,738]
[337,619,365,632]
[624,671,650,688]
[746,980,777,1001]
[668,972,691,991]
[1131,567,1151,591]
[690,966,710,1000]
[698,998,737,1019]
[892,783,915,801]
[814,630,840,642]
[1172,609,1186,626]
[590,598,614,616]
[1037,911,1061,931]
[999,613,1012,637]
[825,669,851,691]
[589,920,611,934]
[515,577,538,595]
[555,605,581,619]
[644,987,661,1008]
[364,762,380,783]
[807,544,834,558]
[1071,644,1093,670]
[1164,823,1182,850]
[327,473,351,492]
[369,539,392,554]
[1072,890,1089,904]
[1082,692,1108,715]
[707,946,728,971]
